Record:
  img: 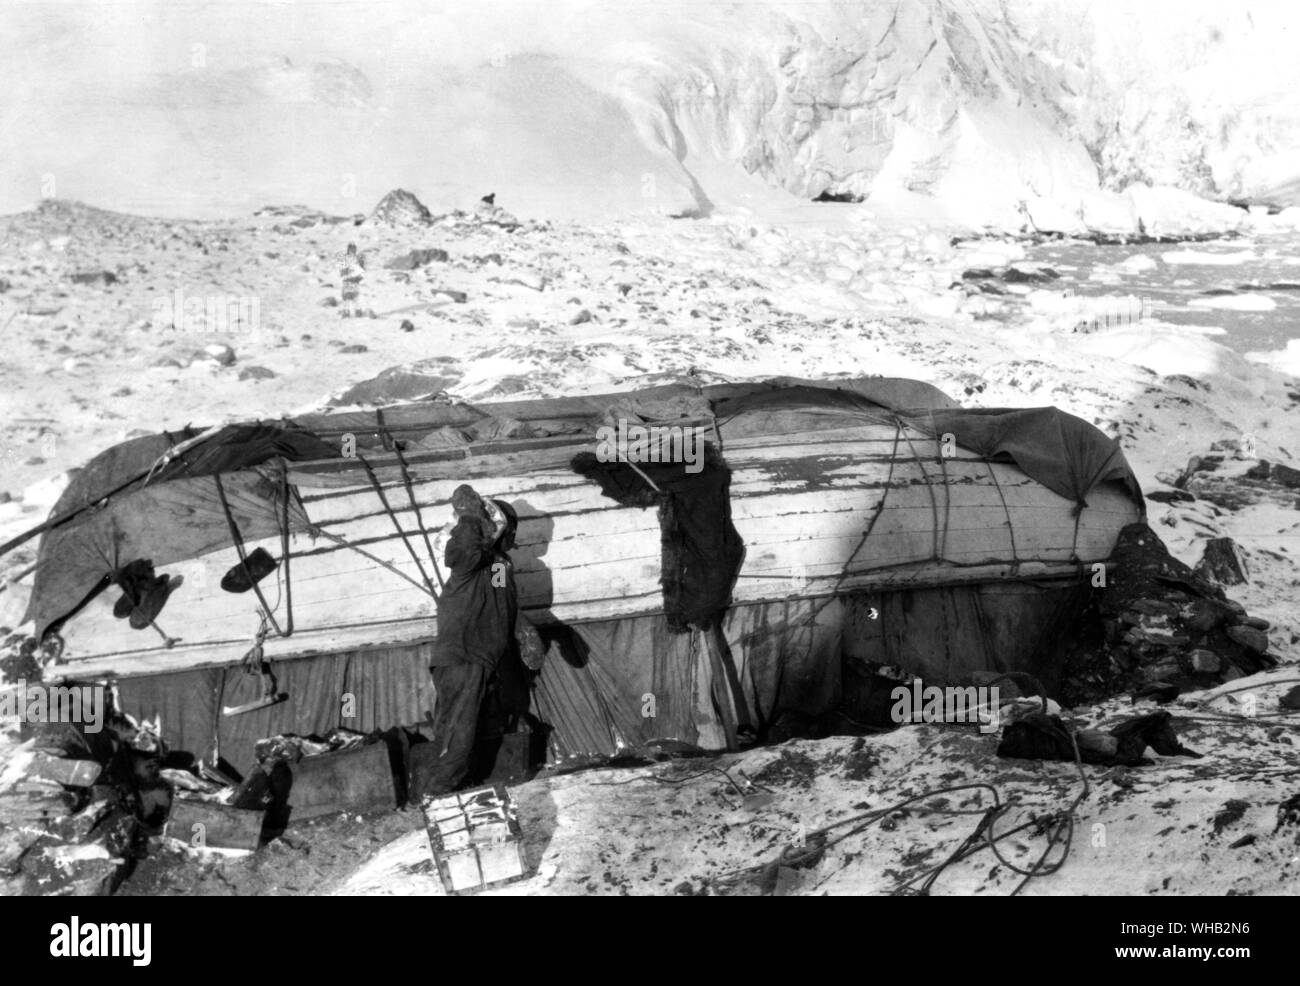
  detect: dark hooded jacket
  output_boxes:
[429,507,518,669]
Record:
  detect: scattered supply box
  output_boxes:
[421,785,527,894]
[286,741,397,821]
[164,798,265,852]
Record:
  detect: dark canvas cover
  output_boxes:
[23,425,335,636]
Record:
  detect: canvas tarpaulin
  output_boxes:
[533,599,844,760]
[292,376,955,460]
[912,407,1143,510]
[839,581,1092,697]
[24,424,337,636]
[711,383,1142,512]
[711,378,960,423]
[113,601,840,767]
[533,583,1100,760]
[111,584,1094,770]
[26,470,312,639]
[286,376,1141,518]
[114,641,438,771]
[44,423,339,521]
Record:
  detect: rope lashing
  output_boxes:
[357,453,440,599]
[379,409,445,591]
[213,470,289,638]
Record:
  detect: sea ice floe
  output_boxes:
[1161,248,1257,266]
[914,293,961,319]
[1118,253,1158,273]
[958,242,1026,269]
[1026,289,1081,314]
[1088,270,1122,285]
[1188,294,1277,311]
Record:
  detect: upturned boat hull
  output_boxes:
[41,409,1140,681]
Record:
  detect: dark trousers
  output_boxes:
[424,662,490,797]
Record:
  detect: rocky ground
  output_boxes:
[2,191,1299,894]
[83,676,1300,896]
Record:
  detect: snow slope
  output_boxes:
[4,1,1299,224]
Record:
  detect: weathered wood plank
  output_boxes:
[58,558,1114,679]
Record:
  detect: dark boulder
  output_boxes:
[385,248,449,270]
[70,270,117,286]
[330,366,454,407]
[1273,463,1300,489]
[1196,537,1249,586]
[1002,266,1059,284]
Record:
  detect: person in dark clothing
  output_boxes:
[423,485,519,796]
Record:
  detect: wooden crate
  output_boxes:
[421,785,527,894]
[165,798,265,851]
[286,742,397,821]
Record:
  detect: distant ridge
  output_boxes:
[29,198,143,223]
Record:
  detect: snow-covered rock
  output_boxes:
[366,189,433,227]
